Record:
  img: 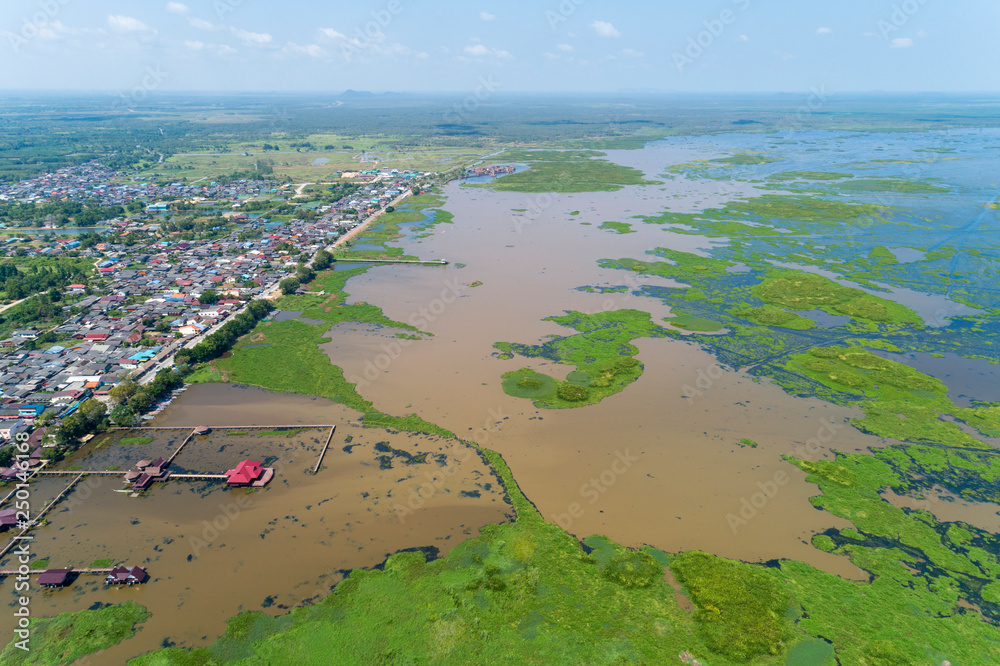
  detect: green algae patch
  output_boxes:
[785,346,996,448]
[770,171,852,181]
[754,271,922,326]
[712,153,781,166]
[725,195,886,223]
[734,305,816,331]
[666,313,726,332]
[501,369,559,400]
[599,220,636,234]
[1,601,150,665]
[833,178,951,194]
[484,149,659,193]
[495,309,668,409]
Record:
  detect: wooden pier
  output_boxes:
[0,473,83,560]
[165,428,199,467]
[169,474,228,480]
[313,425,337,474]
[0,567,115,577]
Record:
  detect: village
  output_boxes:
[0,158,432,468]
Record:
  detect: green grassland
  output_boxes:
[142,139,491,183]
[495,310,668,408]
[0,601,150,666]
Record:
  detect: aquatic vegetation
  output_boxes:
[671,550,792,661]
[599,220,636,234]
[483,150,659,193]
[753,271,922,326]
[785,346,996,448]
[202,267,450,439]
[832,178,950,194]
[770,171,852,181]
[733,305,816,330]
[117,436,155,446]
[497,310,668,409]
[665,313,726,332]
[0,602,150,665]
[711,153,780,166]
[724,194,887,223]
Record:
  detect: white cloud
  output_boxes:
[36,21,75,41]
[590,21,620,38]
[816,27,832,35]
[285,42,326,58]
[320,28,346,40]
[463,43,511,58]
[739,34,750,42]
[185,40,236,56]
[891,37,914,48]
[108,15,154,33]
[557,43,574,52]
[232,28,272,45]
[480,11,496,21]
[166,2,189,15]
[188,17,217,31]
[916,29,928,38]
[620,48,643,58]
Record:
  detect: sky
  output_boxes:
[1,0,997,94]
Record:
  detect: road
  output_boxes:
[328,189,413,251]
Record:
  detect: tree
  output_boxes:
[280,277,300,295]
[110,404,137,427]
[295,267,316,285]
[311,250,333,271]
[78,399,107,428]
[199,289,220,305]
[109,379,140,406]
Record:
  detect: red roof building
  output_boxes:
[225,460,274,487]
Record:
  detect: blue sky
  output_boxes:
[1,0,996,93]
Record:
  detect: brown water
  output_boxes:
[333,163,887,581]
[0,385,509,663]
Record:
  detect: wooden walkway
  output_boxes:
[313,425,337,474]
[0,473,83,561]
[0,567,114,576]
[169,474,228,480]
[38,470,122,476]
[165,429,198,466]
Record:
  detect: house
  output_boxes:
[0,508,18,531]
[105,566,148,585]
[225,459,274,487]
[0,420,30,440]
[38,569,73,588]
